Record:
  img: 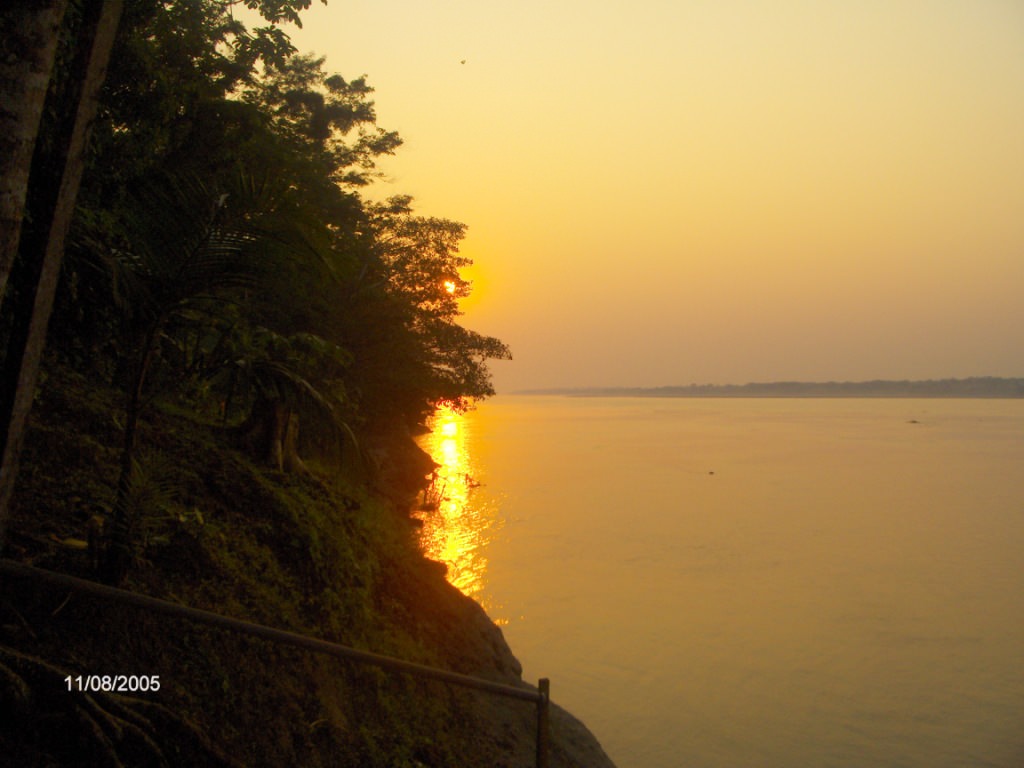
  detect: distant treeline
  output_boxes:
[523,377,1024,398]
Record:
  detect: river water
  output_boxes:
[415,396,1024,768]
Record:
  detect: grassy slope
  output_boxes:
[1,362,546,766]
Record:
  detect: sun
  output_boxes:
[443,280,457,295]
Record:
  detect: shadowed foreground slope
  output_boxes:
[0,365,615,767]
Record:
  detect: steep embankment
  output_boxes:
[0,365,615,767]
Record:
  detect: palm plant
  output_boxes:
[92,169,366,581]
[98,171,267,582]
[204,322,360,472]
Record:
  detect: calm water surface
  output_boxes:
[415,397,1024,768]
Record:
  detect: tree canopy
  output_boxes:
[1,0,510,574]
[43,0,508,421]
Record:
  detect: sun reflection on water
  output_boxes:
[415,405,503,617]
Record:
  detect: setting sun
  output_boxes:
[443,280,457,295]
[282,0,1024,391]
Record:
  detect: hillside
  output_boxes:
[0,4,615,764]
[0,362,615,767]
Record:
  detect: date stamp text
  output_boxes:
[65,675,161,693]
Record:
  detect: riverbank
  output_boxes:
[522,376,1024,398]
[0,364,615,767]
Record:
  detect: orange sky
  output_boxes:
[268,0,1024,390]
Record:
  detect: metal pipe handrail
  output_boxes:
[0,558,550,766]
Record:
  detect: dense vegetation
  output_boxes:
[1,0,509,577]
[0,3,612,767]
[2,365,536,766]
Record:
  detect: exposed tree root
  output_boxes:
[0,644,239,767]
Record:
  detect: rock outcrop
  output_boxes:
[383,552,618,767]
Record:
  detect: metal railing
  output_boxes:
[0,558,550,767]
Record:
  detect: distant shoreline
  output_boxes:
[516,377,1024,399]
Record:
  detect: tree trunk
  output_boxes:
[235,397,307,474]
[0,0,68,300]
[0,0,124,547]
[103,326,159,583]
[281,410,306,474]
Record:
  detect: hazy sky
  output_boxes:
[268,0,1024,391]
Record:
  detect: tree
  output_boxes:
[0,0,124,545]
[2,0,511,572]
[221,327,355,473]
[96,172,285,581]
[343,198,512,423]
[0,0,69,301]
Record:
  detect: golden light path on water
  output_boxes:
[414,405,505,620]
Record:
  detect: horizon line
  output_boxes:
[507,375,1024,397]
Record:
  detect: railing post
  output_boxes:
[536,677,550,768]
